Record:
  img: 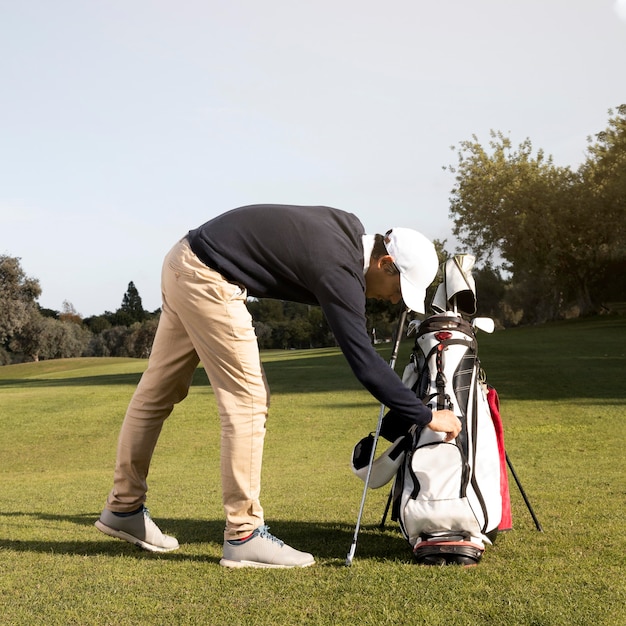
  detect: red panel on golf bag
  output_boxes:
[487,386,512,531]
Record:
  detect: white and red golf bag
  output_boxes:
[352,255,512,565]
[391,310,511,565]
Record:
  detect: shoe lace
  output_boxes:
[256,525,284,546]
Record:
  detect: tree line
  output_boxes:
[1,106,624,364]
[0,269,405,365]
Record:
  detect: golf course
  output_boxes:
[0,315,624,625]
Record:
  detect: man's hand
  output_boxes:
[427,409,462,442]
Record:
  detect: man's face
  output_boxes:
[365,256,403,304]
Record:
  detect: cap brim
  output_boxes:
[399,273,426,314]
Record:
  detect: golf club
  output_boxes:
[345,307,408,566]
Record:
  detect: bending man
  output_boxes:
[96,204,461,568]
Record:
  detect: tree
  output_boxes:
[59,300,82,325]
[473,264,508,319]
[125,319,159,358]
[252,320,273,349]
[119,281,146,324]
[7,310,46,361]
[83,315,112,334]
[578,105,626,306]
[446,113,626,321]
[37,318,91,360]
[0,255,41,345]
[94,326,131,357]
[448,132,573,267]
[9,312,91,362]
[365,299,402,342]
[247,299,285,325]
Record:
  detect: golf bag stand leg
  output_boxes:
[345,307,409,566]
[506,452,543,532]
[380,487,393,529]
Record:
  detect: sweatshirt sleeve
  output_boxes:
[315,267,433,427]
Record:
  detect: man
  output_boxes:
[95,204,461,568]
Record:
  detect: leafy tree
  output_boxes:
[7,310,46,361]
[473,264,508,320]
[365,299,402,342]
[307,306,333,347]
[93,326,131,357]
[83,315,112,334]
[38,318,91,359]
[247,299,285,324]
[125,319,159,358]
[105,310,134,327]
[0,346,10,366]
[578,105,626,305]
[9,312,90,362]
[0,255,41,345]
[448,132,573,268]
[252,320,273,349]
[84,318,159,358]
[38,306,59,319]
[447,110,626,321]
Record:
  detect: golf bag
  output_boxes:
[351,255,512,565]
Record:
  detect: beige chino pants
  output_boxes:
[106,237,268,540]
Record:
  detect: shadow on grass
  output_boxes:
[0,373,145,389]
[0,511,411,565]
[3,346,624,402]
[3,317,626,402]
[0,352,364,395]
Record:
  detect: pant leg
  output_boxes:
[162,239,269,540]
[106,244,200,512]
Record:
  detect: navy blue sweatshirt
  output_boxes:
[188,204,432,427]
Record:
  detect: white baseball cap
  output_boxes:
[384,228,439,314]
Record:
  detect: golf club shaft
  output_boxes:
[346,307,408,566]
[345,402,385,566]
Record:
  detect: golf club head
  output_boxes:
[471,317,495,333]
[407,319,421,336]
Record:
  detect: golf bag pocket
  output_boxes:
[351,434,407,489]
[398,438,483,547]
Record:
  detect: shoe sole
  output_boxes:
[219,558,315,569]
[95,520,179,553]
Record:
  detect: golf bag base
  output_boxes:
[413,539,484,566]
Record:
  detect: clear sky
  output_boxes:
[2,0,625,317]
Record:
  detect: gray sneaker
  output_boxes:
[220,525,315,569]
[95,507,179,553]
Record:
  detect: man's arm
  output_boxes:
[316,270,434,427]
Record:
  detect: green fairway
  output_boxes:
[0,316,624,625]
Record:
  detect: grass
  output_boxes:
[0,316,625,625]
